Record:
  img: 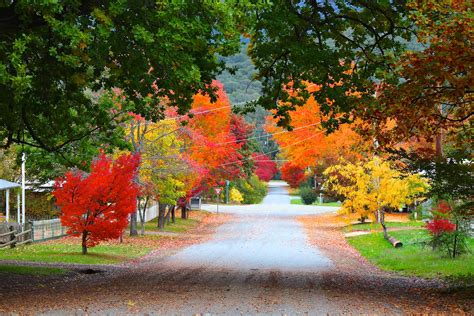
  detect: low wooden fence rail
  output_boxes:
[0,218,67,247]
[0,224,33,248]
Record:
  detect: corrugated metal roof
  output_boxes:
[0,179,21,190]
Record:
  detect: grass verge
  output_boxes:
[345,221,425,232]
[0,243,150,265]
[0,265,66,276]
[290,198,341,207]
[144,216,201,233]
[347,229,474,278]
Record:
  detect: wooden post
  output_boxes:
[9,226,15,248]
[30,221,35,242]
[17,193,20,224]
[5,189,9,222]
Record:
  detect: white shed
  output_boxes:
[0,179,21,223]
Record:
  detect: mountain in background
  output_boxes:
[218,44,279,160]
[218,44,262,105]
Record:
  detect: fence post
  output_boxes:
[28,221,33,242]
[9,226,16,248]
[30,221,35,242]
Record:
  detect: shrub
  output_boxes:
[234,174,267,204]
[229,187,243,203]
[300,187,318,205]
[425,201,470,258]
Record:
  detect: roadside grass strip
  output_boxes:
[0,243,151,265]
[144,216,201,233]
[290,198,341,207]
[344,221,425,232]
[0,265,66,276]
[347,229,474,278]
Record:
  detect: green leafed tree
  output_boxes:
[242,1,413,129]
[0,1,241,163]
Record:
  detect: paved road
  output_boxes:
[3,181,471,314]
[163,181,336,271]
[201,180,338,216]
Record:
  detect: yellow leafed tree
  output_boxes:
[121,117,189,234]
[324,157,429,243]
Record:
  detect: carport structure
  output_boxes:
[0,179,21,223]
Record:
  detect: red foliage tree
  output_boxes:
[53,153,140,254]
[281,162,306,188]
[426,201,456,237]
[426,219,456,236]
[253,153,277,182]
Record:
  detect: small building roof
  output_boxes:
[0,179,21,190]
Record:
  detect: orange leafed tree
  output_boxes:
[179,81,243,195]
[266,84,369,171]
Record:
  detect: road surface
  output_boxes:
[162,181,334,271]
[1,181,471,314]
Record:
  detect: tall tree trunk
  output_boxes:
[158,204,166,231]
[165,206,171,224]
[181,205,187,219]
[82,231,88,255]
[130,211,138,236]
[171,205,176,224]
[379,209,388,239]
[139,197,149,236]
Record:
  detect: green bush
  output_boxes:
[234,174,267,204]
[300,187,318,205]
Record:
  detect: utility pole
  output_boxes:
[225,180,230,204]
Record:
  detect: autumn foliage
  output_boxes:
[280,162,306,188]
[426,219,456,236]
[266,84,368,171]
[53,153,140,254]
[361,1,473,145]
[253,153,278,182]
[426,201,456,236]
[180,81,244,196]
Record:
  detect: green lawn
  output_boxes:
[347,229,474,278]
[144,216,201,233]
[0,265,66,276]
[345,221,425,232]
[0,243,150,265]
[290,198,341,207]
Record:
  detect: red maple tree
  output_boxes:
[281,162,306,188]
[253,153,278,182]
[53,153,140,254]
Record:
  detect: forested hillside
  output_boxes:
[218,44,279,159]
[218,44,262,105]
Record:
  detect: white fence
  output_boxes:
[142,204,159,222]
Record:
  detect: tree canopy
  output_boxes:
[0,1,241,155]
[244,1,413,130]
